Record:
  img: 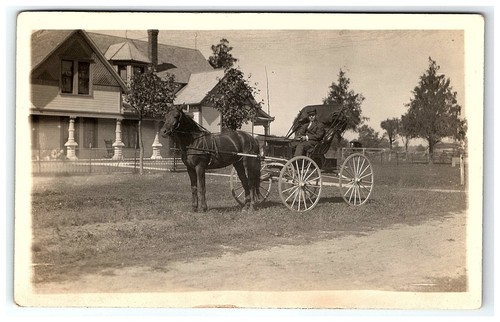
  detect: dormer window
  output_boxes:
[133,66,145,75]
[118,65,127,82]
[61,59,91,95]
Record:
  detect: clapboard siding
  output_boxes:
[31,84,121,114]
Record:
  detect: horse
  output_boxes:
[160,105,261,212]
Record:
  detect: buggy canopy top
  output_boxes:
[287,103,346,138]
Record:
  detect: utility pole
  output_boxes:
[265,66,271,134]
[265,66,270,115]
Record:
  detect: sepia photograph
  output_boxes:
[14,12,484,310]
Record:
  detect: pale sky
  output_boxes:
[105,29,464,141]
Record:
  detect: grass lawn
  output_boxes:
[29,162,467,284]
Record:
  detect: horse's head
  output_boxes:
[161,105,184,137]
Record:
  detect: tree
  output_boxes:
[380,117,400,150]
[124,69,177,174]
[399,114,414,153]
[404,57,467,162]
[205,67,263,130]
[323,69,366,142]
[208,38,238,69]
[357,124,382,148]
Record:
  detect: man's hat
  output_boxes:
[307,108,317,116]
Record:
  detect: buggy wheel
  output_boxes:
[278,156,322,212]
[339,153,374,206]
[230,164,272,206]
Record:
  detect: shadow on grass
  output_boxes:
[318,196,345,205]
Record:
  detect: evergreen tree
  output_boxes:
[323,69,366,142]
[404,57,467,162]
[208,38,238,69]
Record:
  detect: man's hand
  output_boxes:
[296,136,307,142]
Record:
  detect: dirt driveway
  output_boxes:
[32,210,469,308]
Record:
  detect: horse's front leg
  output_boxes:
[187,167,198,212]
[195,165,208,212]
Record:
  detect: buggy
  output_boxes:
[229,104,374,211]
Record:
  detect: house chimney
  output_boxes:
[148,29,159,68]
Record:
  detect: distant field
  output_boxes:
[29,162,467,284]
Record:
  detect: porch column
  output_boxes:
[264,124,270,136]
[64,117,78,160]
[151,131,163,159]
[112,119,125,160]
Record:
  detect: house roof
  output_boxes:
[87,31,214,83]
[31,30,74,69]
[31,30,214,85]
[157,67,191,85]
[254,107,275,124]
[104,41,151,63]
[174,69,226,105]
[31,30,128,91]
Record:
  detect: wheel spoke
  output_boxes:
[305,175,321,184]
[285,185,300,203]
[290,186,300,209]
[342,166,356,180]
[303,167,318,182]
[358,171,373,181]
[282,184,298,194]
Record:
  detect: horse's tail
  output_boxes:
[238,131,262,202]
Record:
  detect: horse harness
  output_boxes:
[171,112,245,166]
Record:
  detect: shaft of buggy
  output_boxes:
[236,152,288,163]
[187,147,287,163]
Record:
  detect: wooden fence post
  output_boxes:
[460,154,464,185]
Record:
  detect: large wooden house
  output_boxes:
[30,29,273,160]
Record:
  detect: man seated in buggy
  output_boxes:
[293,107,326,157]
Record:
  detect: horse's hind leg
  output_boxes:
[195,164,208,212]
[246,157,261,210]
[233,160,250,210]
[187,167,198,212]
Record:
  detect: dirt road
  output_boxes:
[31,210,470,308]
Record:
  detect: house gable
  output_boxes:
[30,30,126,116]
[31,30,127,91]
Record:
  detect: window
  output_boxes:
[118,65,127,82]
[133,66,145,75]
[78,62,90,94]
[61,59,91,95]
[61,60,74,93]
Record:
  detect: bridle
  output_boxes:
[163,110,182,136]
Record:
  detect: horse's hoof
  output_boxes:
[192,208,198,213]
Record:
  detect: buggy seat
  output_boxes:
[288,104,347,172]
